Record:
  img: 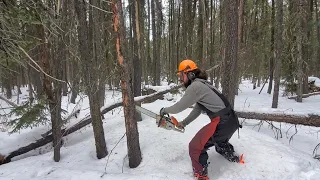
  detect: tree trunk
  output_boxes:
[268,0,275,94]
[221,0,239,108]
[272,0,284,108]
[74,0,108,159]
[4,64,12,99]
[296,0,309,102]
[26,63,34,103]
[151,0,157,85]
[40,24,62,162]
[112,0,142,168]
[155,0,162,85]
[131,0,143,121]
[316,0,320,77]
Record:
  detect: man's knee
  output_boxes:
[188,141,195,156]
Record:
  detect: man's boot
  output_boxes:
[215,142,240,163]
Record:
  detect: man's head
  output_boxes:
[177,59,198,87]
[177,59,208,87]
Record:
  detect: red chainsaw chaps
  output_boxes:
[188,116,220,174]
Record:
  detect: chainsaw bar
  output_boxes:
[135,105,185,133]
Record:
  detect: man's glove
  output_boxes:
[160,108,167,117]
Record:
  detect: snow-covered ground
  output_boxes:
[1,79,320,180]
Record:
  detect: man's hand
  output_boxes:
[177,121,185,129]
[160,108,166,117]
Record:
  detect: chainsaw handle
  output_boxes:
[174,125,185,133]
[171,116,185,133]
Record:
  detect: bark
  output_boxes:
[221,0,239,108]
[297,28,304,102]
[154,0,162,86]
[272,0,284,108]
[112,0,142,168]
[131,0,142,122]
[4,67,12,99]
[236,112,320,127]
[151,0,157,85]
[316,0,320,77]
[145,0,151,85]
[267,0,275,94]
[74,0,108,159]
[238,0,245,44]
[197,0,206,68]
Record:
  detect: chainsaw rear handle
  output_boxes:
[164,116,185,133]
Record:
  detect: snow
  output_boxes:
[1,80,320,180]
[309,77,320,88]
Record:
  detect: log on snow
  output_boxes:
[0,85,183,164]
[236,111,320,127]
[287,92,320,100]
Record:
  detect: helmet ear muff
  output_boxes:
[187,72,195,81]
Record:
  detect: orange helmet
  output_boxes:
[177,59,198,74]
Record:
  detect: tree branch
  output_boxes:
[0,95,18,107]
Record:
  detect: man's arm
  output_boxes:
[181,103,202,127]
[163,84,201,114]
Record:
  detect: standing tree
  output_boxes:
[74,0,108,159]
[267,0,275,94]
[112,0,142,168]
[221,0,239,108]
[272,0,284,108]
[131,0,143,121]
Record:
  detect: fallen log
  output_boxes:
[0,84,183,165]
[288,92,320,100]
[236,111,320,127]
[41,109,81,137]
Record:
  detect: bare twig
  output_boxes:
[101,133,126,177]
[0,95,18,107]
[313,143,320,161]
[122,154,128,173]
[18,45,66,83]
[289,125,298,144]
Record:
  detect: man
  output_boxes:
[160,59,243,180]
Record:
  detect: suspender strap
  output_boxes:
[200,81,233,119]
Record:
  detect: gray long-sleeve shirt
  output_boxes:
[163,78,226,127]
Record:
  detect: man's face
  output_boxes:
[179,72,190,87]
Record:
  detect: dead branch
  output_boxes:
[0,95,18,107]
[313,143,320,161]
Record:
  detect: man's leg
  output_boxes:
[189,117,220,176]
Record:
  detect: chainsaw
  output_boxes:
[135,105,185,133]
